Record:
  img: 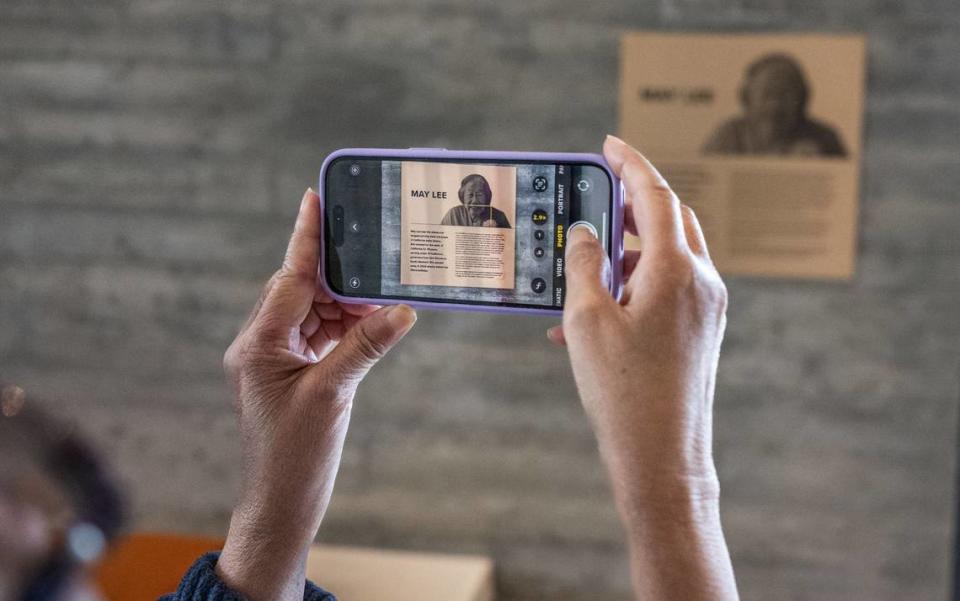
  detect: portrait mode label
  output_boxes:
[400,161,517,290]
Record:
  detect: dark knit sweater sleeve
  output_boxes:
[158,552,336,601]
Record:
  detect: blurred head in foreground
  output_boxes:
[0,384,124,601]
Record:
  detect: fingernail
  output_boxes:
[605,134,626,145]
[300,188,313,210]
[387,304,417,330]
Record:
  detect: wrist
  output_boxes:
[609,464,720,525]
[619,477,721,537]
[598,428,718,496]
[227,464,334,559]
[234,403,352,529]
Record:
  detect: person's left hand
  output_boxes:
[216,188,417,601]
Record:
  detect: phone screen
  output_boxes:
[324,156,613,310]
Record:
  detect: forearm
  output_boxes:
[610,469,738,601]
[559,135,737,599]
[215,420,348,601]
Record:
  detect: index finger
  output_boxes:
[603,135,685,255]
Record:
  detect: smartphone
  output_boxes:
[319,148,623,315]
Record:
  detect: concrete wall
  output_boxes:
[1,1,958,599]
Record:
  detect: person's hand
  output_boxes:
[548,136,738,600]
[548,134,726,496]
[216,189,417,601]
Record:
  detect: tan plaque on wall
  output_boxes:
[619,32,866,279]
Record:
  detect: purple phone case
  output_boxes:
[318,147,624,315]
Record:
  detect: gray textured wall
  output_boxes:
[1,2,958,600]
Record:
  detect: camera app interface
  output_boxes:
[325,157,611,309]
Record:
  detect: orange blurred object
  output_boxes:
[92,533,495,601]
[93,532,224,600]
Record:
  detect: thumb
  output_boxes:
[563,225,613,313]
[322,304,417,382]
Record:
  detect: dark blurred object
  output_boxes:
[0,382,126,600]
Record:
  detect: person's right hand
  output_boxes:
[548,135,738,600]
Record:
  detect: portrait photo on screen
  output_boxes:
[439,173,513,228]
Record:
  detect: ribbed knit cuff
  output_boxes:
[164,552,336,601]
